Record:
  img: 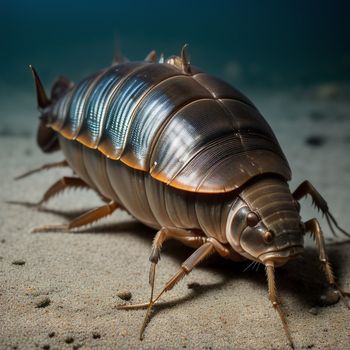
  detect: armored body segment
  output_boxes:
[50,61,291,194]
[149,98,235,182]
[78,62,142,148]
[169,135,290,193]
[241,177,301,239]
[82,146,121,202]
[61,73,101,139]
[50,89,75,132]
[193,73,256,107]
[59,135,96,189]
[97,63,181,159]
[59,136,231,238]
[121,75,211,170]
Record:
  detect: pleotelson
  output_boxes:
[50,61,291,195]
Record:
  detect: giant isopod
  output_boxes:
[18,45,350,348]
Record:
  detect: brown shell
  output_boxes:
[49,61,291,193]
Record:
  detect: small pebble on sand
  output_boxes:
[12,259,26,266]
[48,332,55,338]
[65,336,74,344]
[42,345,50,350]
[92,331,101,339]
[35,297,51,308]
[117,290,132,301]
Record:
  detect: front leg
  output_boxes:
[293,180,350,238]
[31,200,120,233]
[118,233,232,340]
[118,239,217,340]
[148,227,207,313]
[304,218,350,307]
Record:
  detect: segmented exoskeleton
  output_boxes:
[18,45,349,349]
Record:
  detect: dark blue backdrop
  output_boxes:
[1,0,349,90]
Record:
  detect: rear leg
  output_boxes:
[31,200,120,233]
[15,160,69,180]
[14,158,98,207]
[35,176,90,207]
[14,159,92,208]
[8,175,90,209]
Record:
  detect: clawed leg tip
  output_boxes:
[30,227,49,234]
[30,225,68,234]
[6,200,42,209]
[13,174,28,181]
[30,227,43,234]
[115,302,150,310]
[333,284,350,309]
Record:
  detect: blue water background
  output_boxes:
[1,0,349,90]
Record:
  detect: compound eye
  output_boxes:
[264,231,274,243]
[246,212,259,227]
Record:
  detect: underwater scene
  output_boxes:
[1,1,350,349]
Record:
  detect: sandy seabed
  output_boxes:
[0,89,350,349]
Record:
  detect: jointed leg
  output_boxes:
[118,241,215,308]
[35,176,90,207]
[31,200,120,233]
[304,218,350,307]
[148,227,207,313]
[266,263,294,349]
[148,241,216,305]
[149,230,231,275]
[148,230,231,315]
[118,234,231,340]
[144,242,215,339]
[119,235,230,311]
[293,180,349,237]
[15,160,69,180]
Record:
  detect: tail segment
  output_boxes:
[29,65,71,153]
